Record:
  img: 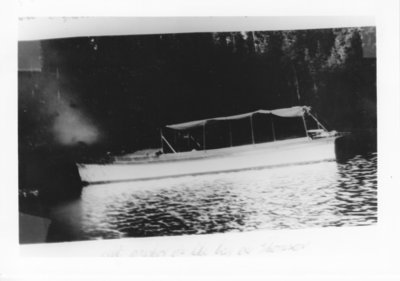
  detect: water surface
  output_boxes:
[47,152,377,242]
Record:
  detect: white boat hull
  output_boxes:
[77,137,338,184]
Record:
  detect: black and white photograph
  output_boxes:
[0,0,399,278]
[18,18,378,247]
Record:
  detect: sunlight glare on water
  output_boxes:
[48,153,377,241]
[56,153,377,240]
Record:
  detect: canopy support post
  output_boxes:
[302,112,309,138]
[229,122,233,147]
[250,115,255,144]
[308,112,328,132]
[161,134,177,153]
[271,116,276,141]
[203,123,206,152]
[160,128,164,153]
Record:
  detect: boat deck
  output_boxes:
[114,137,324,164]
[78,136,338,184]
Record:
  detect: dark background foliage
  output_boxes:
[18,27,376,159]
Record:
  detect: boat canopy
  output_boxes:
[166,106,311,130]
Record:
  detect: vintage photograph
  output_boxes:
[18,19,377,245]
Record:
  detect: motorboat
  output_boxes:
[77,106,340,184]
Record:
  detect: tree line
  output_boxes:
[19,27,376,156]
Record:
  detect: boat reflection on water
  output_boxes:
[47,152,377,242]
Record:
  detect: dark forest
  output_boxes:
[19,27,376,159]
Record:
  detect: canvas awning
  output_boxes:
[166,106,310,130]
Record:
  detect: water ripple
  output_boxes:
[55,152,378,240]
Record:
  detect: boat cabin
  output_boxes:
[160,106,330,154]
